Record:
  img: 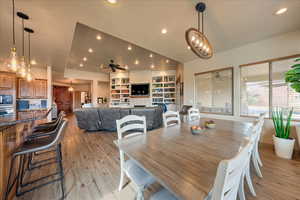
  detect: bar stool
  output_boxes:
[31,111,65,134]
[26,113,64,140]
[5,119,68,200]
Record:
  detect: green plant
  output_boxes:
[285,58,300,92]
[272,107,293,139]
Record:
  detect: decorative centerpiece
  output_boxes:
[205,120,216,129]
[272,107,294,159]
[191,125,205,135]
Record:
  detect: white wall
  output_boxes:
[184,30,300,147]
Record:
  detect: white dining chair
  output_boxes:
[116,115,155,200]
[240,122,261,199]
[255,112,266,168]
[150,140,253,200]
[187,108,200,121]
[163,111,181,127]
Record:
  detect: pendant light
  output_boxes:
[68,81,74,92]
[24,27,34,82]
[17,12,29,78]
[185,2,213,59]
[8,0,19,71]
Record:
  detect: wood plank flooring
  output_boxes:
[15,114,300,200]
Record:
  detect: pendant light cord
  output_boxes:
[198,11,204,34]
[22,19,24,56]
[12,0,15,46]
[28,32,31,65]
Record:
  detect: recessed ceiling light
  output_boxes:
[30,59,37,65]
[187,46,191,50]
[134,60,139,65]
[79,63,84,67]
[83,57,87,62]
[151,64,155,69]
[96,35,102,40]
[88,48,93,53]
[124,65,128,69]
[275,8,288,15]
[149,53,153,58]
[166,59,169,63]
[161,28,167,34]
[107,0,117,4]
[128,45,132,51]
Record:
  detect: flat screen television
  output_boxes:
[131,83,150,96]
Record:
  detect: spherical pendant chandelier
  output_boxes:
[185,2,213,59]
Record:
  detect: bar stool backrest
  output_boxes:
[21,120,68,155]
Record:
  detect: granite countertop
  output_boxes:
[0,109,51,129]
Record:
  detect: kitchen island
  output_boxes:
[0,109,51,200]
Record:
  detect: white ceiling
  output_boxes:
[67,23,179,73]
[0,0,300,75]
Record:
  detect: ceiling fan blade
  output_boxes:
[115,66,126,71]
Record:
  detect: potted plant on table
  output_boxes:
[285,57,300,148]
[272,107,294,159]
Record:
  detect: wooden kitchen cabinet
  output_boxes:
[0,72,15,89]
[34,110,47,118]
[34,79,47,98]
[17,79,47,99]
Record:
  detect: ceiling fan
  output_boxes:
[104,60,126,72]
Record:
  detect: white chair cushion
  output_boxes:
[124,159,155,188]
[150,188,178,200]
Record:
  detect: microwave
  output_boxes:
[0,95,13,105]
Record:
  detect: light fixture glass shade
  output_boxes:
[26,65,33,82]
[19,57,27,78]
[8,47,19,72]
[185,28,213,59]
[68,87,74,92]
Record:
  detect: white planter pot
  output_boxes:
[273,135,295,159]
[296,126,300,148]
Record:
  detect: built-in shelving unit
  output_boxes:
[152,75,176,106]
[110,77,130,107]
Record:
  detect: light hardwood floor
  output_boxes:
[15,114,300,200]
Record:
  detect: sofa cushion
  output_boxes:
[74,108,101,131]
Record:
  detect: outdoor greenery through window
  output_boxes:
[240,56,300,119]
[195,68,233,115]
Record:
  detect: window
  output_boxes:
[240,63,269,117]
[195,67,233,115]
[272,58,300,119]
[240,55,300,119]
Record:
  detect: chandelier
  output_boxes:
[185,2,213,59]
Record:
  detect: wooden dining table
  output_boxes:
[115,118,253,200]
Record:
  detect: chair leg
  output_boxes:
[252,154,263,178]
[118,169,125,191]
[4,156,17,200]
[57,144,65,200]
[238,173,246,200]
[136,189,144,200]
[255,144,263,167]
[245,163,256,196]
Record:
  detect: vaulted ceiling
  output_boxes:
[0,0,300,75]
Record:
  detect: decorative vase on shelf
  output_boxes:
[272,107,294,159]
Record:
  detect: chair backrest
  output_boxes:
[163,111,180,127]
[210,140,253,200]
[188,108,200,121]
[116,115,147,170]
[256,112,266,141]
[116,115,147,140]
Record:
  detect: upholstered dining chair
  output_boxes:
[187,108,200,121]
[163,111,181,127]
[150,139,254,200]
[116,115,155,200]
